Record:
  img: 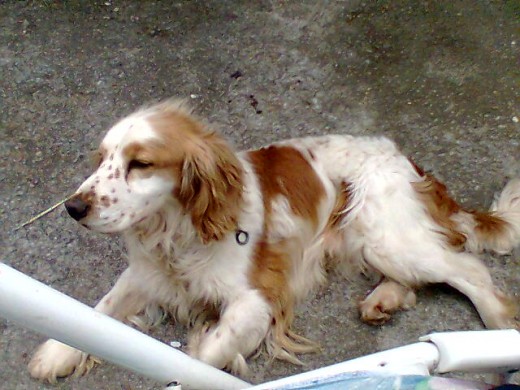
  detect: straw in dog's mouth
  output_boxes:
[15,194,75,231]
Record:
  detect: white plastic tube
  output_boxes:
[0,263,250,390]
[251,330,520,389]
[420,330,520,373]
[249,341,440,389]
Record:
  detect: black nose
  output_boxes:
[65,196,91,221]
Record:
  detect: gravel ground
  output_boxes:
[1,1,518,389]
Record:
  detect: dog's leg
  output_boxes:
[188,290,271,376]
[440,252,518,329]
[359,278,416,325]
[28,267,148,383]
[365,243,518,329]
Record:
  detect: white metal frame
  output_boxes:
[0,263,249,389]
[1,262,519,389]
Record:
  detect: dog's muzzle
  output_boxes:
[65,195,91,221]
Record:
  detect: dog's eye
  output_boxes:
[128,159,153,171]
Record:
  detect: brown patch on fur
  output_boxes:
[412,167,466,249]
[250,240,292,306]
[122,142,181,182]
[248,145,325,230]
[177,136,244,243]
[100,195,111,207]
[137,105,245,243]
[249,239,319,361]
[123,138,182,174]
[473,211,509,243]
[327,181,352,230]
[408,157,425,176]
[246,145,326,360]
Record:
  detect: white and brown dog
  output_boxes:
[29,100,519,382]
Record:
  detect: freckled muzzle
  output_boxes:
[65,195,91,221]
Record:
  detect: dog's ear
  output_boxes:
[177,134,243,243]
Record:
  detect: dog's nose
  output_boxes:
[65,196,91,221]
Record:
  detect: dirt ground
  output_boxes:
[1,1,518,389]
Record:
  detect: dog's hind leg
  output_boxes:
[364,242,518,329]
[439,252,518,329]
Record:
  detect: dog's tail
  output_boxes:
[454,178,520,254]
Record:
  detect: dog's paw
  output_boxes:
[28,339,98,383]
[359,282,416,325]
[226,353,249,377]
[359,301,393,325]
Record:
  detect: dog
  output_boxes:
[28,99,520,382]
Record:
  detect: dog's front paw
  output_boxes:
[225,353,249,377]
[28,339,98,383]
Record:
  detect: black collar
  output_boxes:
[235,229,249,245]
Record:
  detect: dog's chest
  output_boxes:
[149,237,255,309]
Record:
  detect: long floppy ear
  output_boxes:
[177,133,244,243]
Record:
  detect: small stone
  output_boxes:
[230,70,242,79]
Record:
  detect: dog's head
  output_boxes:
[65,100,244,243]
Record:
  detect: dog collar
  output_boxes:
[235,229,249,245]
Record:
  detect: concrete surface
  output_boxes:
[1,1,518,389]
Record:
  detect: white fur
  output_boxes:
[491,178,520,250]
[28,104,519,383]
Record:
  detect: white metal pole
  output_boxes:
[0,262,250,390]
[249,330,520,389]
[420,330,520,373]
[248,341,440,389]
